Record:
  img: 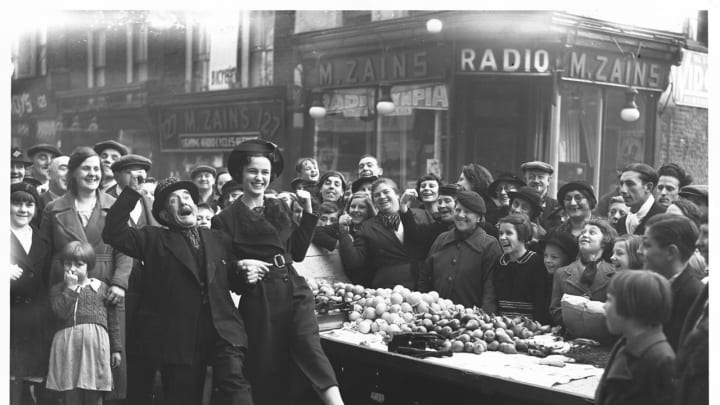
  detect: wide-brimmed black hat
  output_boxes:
[111,154,152,172]
[27,143,62,158]
[227,139,284,183]
[93,140,129,157]
[351,175,378,193]
[508,186,543,220]
[11,181,40,205]
[488,173,526,197]
[557,181,597,210]
[11,147,33,166]
[152,177,200,227]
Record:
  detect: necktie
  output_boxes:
[378,213,401,231]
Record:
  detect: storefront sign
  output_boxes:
[672,49,707,108]
[320,84,449,117]
[307,47,446,88]
[208,13,240,90]
[11,91,49,118]
[563,49,669,91]
[157,100,283,151]
[459,47,552,74]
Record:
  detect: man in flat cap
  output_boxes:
[26,143,62,193]
[520,161,561,230]
[11,147,32,185]
[107,154,155,226]
[39,155,70,206]
[190,165,219,212]
[616,163,666,235]
[678,185,708,220]
[94,140,130,193]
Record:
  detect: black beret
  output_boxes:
[93,140,129,156]
[190,165,217,179]
[351,175,378,193]
[27,143,62,158]
[221,180,243,196]
[520,161,554,174]
[557,181,597,210]
[455,190,486,215]
[111,154,152,172]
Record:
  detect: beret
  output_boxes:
[111,154,152,172]
[455,190,486,215]
[438,183,462,197]
[93,140,129,156]
[557,181,597,210]
[190,165,217,179]
[11,147,33,166]
[351,175,378,193]
[507,186,543,220]
[520,161,554,174]
[488,173,526,197]
[27,143,62,158]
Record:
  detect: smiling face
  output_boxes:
[453,202,480,233]
[498,222,523,256]
[161,189,198,229]
[372,183,399,214]
[49,156,70,192]
[31,151,53,181]
[196,207,214,229]
[578,224,605,257]
[320,176,343,203]
[241,157,272,198]
[72,156,102,194]
[619,171,653,211]
[348,198,371,224]
[419,180,439,203]
[607,201,628,226]
[99,148,122,180]
[216,172,232,194]
[10,200,35,228]
[11,162,26,184]
[543,244,569,275]
[610,240,631,270]
[358,157,382,178]
[563,190,591,220]
[523,170,550,197]
[301,160,319,182]
[193,171,215,193]
[654,175,680,209]
[436,195,456,223]
[496,182,518,206]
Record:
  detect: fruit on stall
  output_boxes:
[310,280,552,356]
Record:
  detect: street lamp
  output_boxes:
[426,18,443,34]
[308,90,327,120]
[620,87,640,122]
[375,83,395,116]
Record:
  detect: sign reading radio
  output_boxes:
[157,100,283,151]
[459,47,552,74]
[564,49,669,90]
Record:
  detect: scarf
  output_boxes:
[579,257,602,287]
[378,213,401,231]
[181,227,201,251]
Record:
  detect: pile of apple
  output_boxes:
[310,280,552,355]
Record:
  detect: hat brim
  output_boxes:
[28,146,61,157]
[152,181,200,227]
[488,178,525,197]
[507,191,542,218]
[12,158,33,167]
[227,149,284,183]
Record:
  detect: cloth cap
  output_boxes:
[678,185,708,203]
[455,190,486,215]
[539,231,579,262]
[488,173,526,197]
[11,147,33,166]
[11,181,40,205]
[27,143,62,158]
[152,177,200,227]
[507,186,543,219]
[92,140,129,157]
[190,165,217,179]
[557,181,597,210]
[351,175,378,193]
[111,154,152,172]
[227,139,284,182]
[520,161,554,174]
[221,180,243,196]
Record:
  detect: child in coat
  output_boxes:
[46,241,122,405]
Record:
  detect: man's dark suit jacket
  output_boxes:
[615,200,666,236]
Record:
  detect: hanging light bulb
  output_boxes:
[620,87,640,122]
[426,18,443,34]
[308,91,327,120]
[376,83,395,116]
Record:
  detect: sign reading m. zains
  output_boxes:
[563,48,670,91]
[158,100,283,151]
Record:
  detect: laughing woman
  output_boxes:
[410,173,442,225]
[339,177,424,289]
[211,140,342,405]
[39,146,132,401]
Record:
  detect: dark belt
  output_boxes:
[263,253,293,269]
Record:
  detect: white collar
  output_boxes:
[88,278,103,291]
[632,194,655,220]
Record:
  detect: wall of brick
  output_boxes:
[655,103,708,184]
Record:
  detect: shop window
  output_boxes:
[314,83,450,188]
[249,10,274,87]
[12,28,46,79]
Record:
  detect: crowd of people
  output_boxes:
[9,139,708,405]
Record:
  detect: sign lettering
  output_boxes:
[672,49,708,108]
[459,47,551,74]
[564,49,668,90]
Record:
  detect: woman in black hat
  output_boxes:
[552,181,598,239]
[211,140,342,405]
[508,186,547,250]
[10,182,54,405]
[487,173,525,227]
[422,190,502,311]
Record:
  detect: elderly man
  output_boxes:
[191,165,219,212]
[94,140,130,193]
[520,161,561,230]
[103,176,253,405]
[26,143,62,193]
[11,147,32,185]
[39,155,70,206]
[655,163,693,209]
[616,163,666,236]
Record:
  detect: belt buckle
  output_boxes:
[273,254,286,268]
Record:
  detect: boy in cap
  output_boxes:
[108,154,155,226]
[616,163,666,235]
[103,176,253,405]
[11,147,33,185]
[26,143,62,193]
[94,140,130,193]
[520,160,561,230]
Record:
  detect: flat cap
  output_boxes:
[111,154,152,172]
[93,140,129,156]
[190,165,217,179]
[27,143,62,158]
[678,185,708,203]
[520,161,554,174]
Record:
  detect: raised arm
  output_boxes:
[102,187,152,261]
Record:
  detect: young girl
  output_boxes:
[46,241,122,405]
[541,231,578,276]
[493,214,552,324]
[595,270,675,405]
[610,234,643,270]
